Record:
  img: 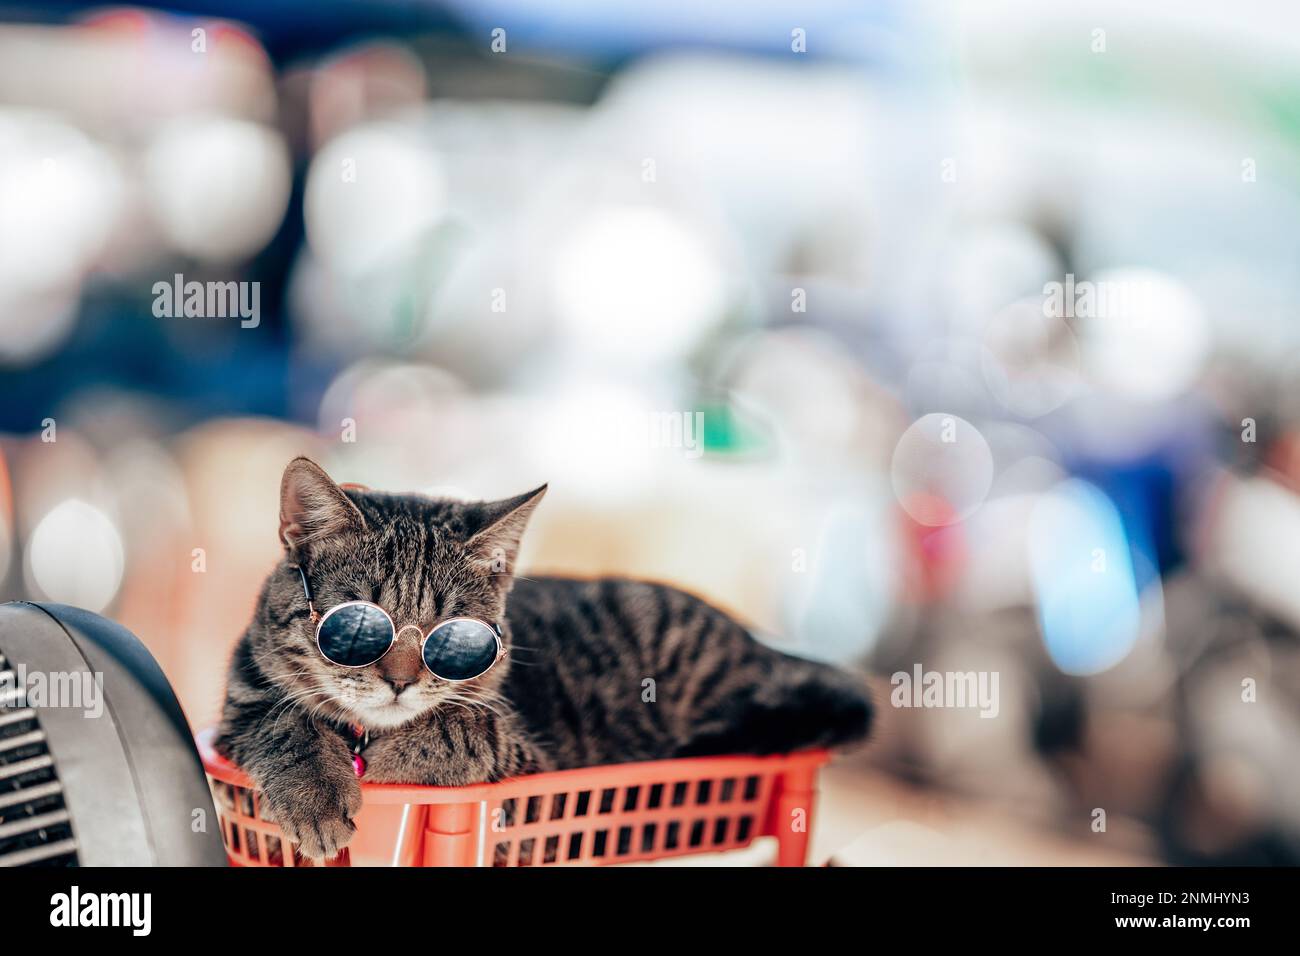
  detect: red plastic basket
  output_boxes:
[196,729,828,867]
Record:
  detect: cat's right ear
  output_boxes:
[279,457,365,554]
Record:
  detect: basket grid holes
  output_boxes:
[490,774,764,866]
[492,814,757,866]
[494,774,759,830]
[210,778,296,867]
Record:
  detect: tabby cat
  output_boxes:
[216,457,872,860]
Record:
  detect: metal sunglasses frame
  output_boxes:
[294,565,506,682]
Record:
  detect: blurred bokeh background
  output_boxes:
[2,0,1299,865]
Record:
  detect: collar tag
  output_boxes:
[348,723,368,777]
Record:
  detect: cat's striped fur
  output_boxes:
[216,457,872,860]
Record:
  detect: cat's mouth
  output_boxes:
[351,691,428,728]
[338,680,479,729]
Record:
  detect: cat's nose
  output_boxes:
[379,639,423,694]
[384,676,415,695]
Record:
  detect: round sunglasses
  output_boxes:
[295,566,506,682]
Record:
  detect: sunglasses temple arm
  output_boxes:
[295,565,321,624]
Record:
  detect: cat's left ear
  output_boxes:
[279,456,366,555]
[465,484,547,576]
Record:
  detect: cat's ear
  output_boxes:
[465,484,547,576]
[279,457,365,554]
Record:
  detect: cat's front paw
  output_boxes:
[261,770,363,863]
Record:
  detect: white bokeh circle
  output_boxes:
[890,413,994,526]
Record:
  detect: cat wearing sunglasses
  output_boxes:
[215,457,872,861]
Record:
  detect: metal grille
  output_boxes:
[0,647,78,866]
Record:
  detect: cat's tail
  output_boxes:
[679,654,874,757]
[756,655,874,752]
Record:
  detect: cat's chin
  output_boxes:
[351,700,431,730]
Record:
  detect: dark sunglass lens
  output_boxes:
[422,620,499,681]
[317,604,393,667]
